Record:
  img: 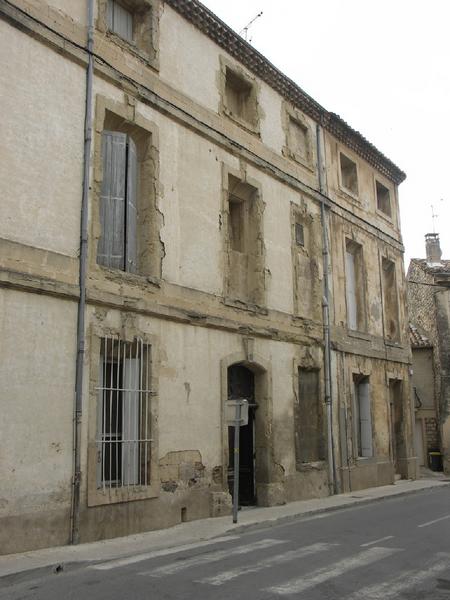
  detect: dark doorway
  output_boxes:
[228,364,256,506]
[389,379,403,476]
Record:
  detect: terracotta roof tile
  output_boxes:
[409,323,432,348]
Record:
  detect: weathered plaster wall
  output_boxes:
[0,18,84,256]
[0,0,413,555]
[412,348,435,409]
[324,132,399,235]
[0,289,76,553]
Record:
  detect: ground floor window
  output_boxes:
[97,336,152,488]
[353,375,373,458]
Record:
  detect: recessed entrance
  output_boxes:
[227,364,256,506]
[389,379,403,477]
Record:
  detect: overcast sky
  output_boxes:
[200,0,450,265]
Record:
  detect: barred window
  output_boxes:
[96,336,152,489]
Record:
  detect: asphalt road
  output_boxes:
[2,486,450,599]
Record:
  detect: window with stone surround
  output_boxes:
[291,204,321,321]
[220,58,259,134]
[382,257,400,341]
[97,336,152,489]
[353,375,373,458]
[282,104,313,169]
[376,180,392,217]
[295,368,325,465]
[87,328,159,507]
[94,98,163,281]
[98,0,159,67]
[345,239,366,331]
[224,172,265,307]
[339,152,359,197]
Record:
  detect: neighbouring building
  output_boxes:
[0,0,416,554]
[409,323,439,468]
[408,234,450,473]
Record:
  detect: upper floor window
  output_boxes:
[282,104,313,169]
[107,0,133,43]
[98,131,138,273]
[220,58,259,134]
[99,0,159,67]
[94,99,163,280]
[224,172,265,307]
[295,222,305,247]
[339,152,359,197]
[376,180,392,217]
[382,257,400,341]
[345,239,366,331]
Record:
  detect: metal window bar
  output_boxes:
[96,336,153,490]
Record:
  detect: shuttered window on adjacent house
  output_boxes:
[98,130,138,273]
[354,376,373,458]
[107,0,134,43]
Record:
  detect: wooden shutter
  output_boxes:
[107,0,133,42]
[345,250,357,330]
[358,380,373,458]
[98,131,127,269]
[125,137,138,274]
[122,357,140,485]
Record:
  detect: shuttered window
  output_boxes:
[345,250,357,330]
[98,130,138,273]
[107,0,134,43]
[354,377,373,458]
[295,369,325,465]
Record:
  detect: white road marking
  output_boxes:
[347,553,450,599]
[418,514,450,528]
[266,546,401,595]
[139,538,286,577]
[90,535,240,570]
[199,542,338,586]
[360,535,394,547]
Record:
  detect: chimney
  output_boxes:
[425,233,442,264]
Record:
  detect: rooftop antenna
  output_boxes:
[239,11,263,42]
[431,199,444,233]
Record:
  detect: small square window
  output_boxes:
[295,222,304,247]
[107,0,134,43]
[288,118,309,162]
[225,68,256,126]
[99,0,159,67]
[340,152,358,196]
[221,59,259,133]
[376,180,392,217]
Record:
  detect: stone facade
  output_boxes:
[0,0,414,555]
[407,236,450,472]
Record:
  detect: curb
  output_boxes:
[1,480,449,584]
[227,482,450,534]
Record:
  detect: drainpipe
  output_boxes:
[70,0,94,545]
[316,123,337,495]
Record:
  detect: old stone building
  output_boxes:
[407,234,450,472]
[0,0,415,554]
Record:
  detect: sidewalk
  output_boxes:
[1,475,449,580]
